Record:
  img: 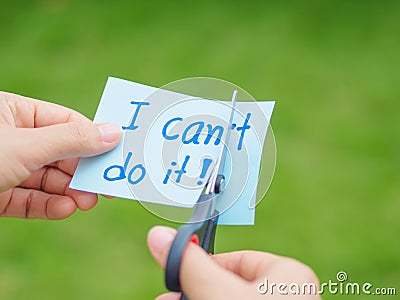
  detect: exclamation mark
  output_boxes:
[197,158,213,185]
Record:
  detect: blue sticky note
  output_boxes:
[70,77,275,225]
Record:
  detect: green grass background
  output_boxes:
[0,0,399,299]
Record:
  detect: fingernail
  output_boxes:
[97,123,122,143]
[148,226,175,259]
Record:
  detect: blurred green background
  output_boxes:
[0,0,399,299]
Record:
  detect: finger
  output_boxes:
[0,187,77,219]
[50,161,115,201]
[213,252,320,297]
[147,226,252,300]
[32,98,92,127]
[1,92,92,128]
[49,158,80,176]
[20,166,71,194]
[155,292,180,300]
[19,167,98,211]
[17,121,121,170]
[211,251,284,281]
[67,191,98,211]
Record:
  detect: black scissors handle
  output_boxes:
[165,194,219,296]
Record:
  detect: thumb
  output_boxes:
[22,122,122,168]
[147,226,250,300]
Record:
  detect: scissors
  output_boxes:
[165,90,238,300]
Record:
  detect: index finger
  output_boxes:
[32,97,92,127]
[1,92,91,128]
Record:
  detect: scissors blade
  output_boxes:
[205,90,238,194]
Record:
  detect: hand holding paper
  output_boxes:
[0,92,121,219]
